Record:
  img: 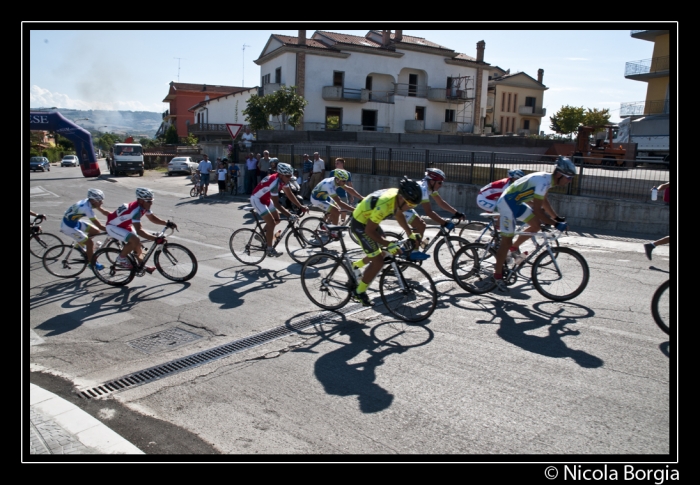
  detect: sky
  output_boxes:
[25,23,673,134]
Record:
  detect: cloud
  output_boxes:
[29,85,165,112]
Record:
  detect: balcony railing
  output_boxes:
[427,87,471,103]
[321,86,369,102]
[393,83,428,98]
[300,122,390,132]
[620,99,670,117]
[368,90,395,103]
[262,83,282,96]
[625,56,670,77]
[187,123,229,134]
[518,105,546,116]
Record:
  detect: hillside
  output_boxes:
[34,108,163,138]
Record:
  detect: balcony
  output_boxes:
[625,56,669,80]
[630,30,669,42]
[322,86,369,102]
[427,87,472,103]
[393,83,428,98]
[300,122,390,132]
[620,99,670,117]
[518,105,546,117]
[162,109,169,119]
[262,82,282,96]
[405,120,424,132]
[187,123,229,136]
[368,90,394,104]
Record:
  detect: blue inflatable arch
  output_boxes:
[29,111,101,177]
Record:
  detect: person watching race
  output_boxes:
[250,162,308,257]
[476,169,525,213]
[105,187,177,273]
[60,188,111,271]
[402,168,466,241]
[491,156,574,293]
[309,169,364,229]
[349,176,424,307]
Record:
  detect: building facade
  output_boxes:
[621,29,670,117]
[188,87,259,142]
[484,67,548,136]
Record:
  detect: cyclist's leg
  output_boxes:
[350,218,385,300]
[493,199,517,279]
[409,212,426,241]
[509,205,536,251]
[83,223,103,263]
[60,221,89,251]
[258,201,278,251]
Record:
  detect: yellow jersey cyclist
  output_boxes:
[349,176,424,307]
[309,169,364,230]
[402,168,466,239]
[60,188,111,271]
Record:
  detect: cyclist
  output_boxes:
[476,169,524,213]
[490,157,573,293]
[250,162,308,257]
[309,169,363,228]
[60,188,111,271]
[349,176,424,307]
[403,168,466,241]
[106,188,177,273]
[329,158,359,224]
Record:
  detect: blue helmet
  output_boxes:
[555,156,576,176]
[508,169,524,180]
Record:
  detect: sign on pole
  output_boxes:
[226,123,243,139]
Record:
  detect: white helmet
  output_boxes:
[87,188,104,201]
[135,187,154,200]
[276,163,293,175]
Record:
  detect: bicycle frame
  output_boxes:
[247,207,304,249]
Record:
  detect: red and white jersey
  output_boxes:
[106,200,150,230]
[478,178,511,201]
[251,173,285,205]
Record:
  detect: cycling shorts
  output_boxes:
[251,196,277,218]
[495,198,533,237]
[105,224,138,243]
[350,217,385,258]
[476,195,497,212]
[60,220,96,244]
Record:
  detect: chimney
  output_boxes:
[537,68,544,83]
[395,30,403,42]
[476,40,485,62]
[382,30,390,47]
[299,30,306,46]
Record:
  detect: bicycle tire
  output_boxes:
[451,242,498,294]
[433,235,469,278]
[42,244,88,278]
[190,187,198,197]
[155,243,198,282]
[101,238,124,264]
[458,222,490,244]
[531,247,589,301]
[230,181,238,195]
[30,232,64,258]
[91,247,136,286]
[229,228,267,265]
[286,227,327,265]
[300,216,330,245]
[379,260,437,322]
[651,280,670,335]
[301,253,353,311]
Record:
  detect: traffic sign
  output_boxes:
[226,123,243,139]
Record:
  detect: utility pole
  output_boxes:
[174,57,185,82]
[242,44,251,86]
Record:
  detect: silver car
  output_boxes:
[167,156,198,176]
[61,155,79,167]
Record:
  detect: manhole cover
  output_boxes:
[127,328,202,355]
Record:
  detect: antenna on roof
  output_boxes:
[242,44,251,86]
[174,57,186,82]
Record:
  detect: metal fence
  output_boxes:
[236,144,671,203]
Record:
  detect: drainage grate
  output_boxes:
[77,302,367,400]
[127,328,202,355]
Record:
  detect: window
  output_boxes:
[365,76,372,90]
[507,93,512,112]
[415,107,425,121]
[333,71,344,87]
[525,96,536,107]
[275,68,281,84]
[409,74,418,97]
[362,110,377,131]
[513,94,517,112]
[524,120,530,130]
[326,107,342,131]
[262,74,270,85]
[501,92,506,112]
[445,109,455,122]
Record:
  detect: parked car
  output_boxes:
[61,155,80,167]
[30,156,51,172]
[167,156,198,176]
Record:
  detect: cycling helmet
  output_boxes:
[425,168,446,182]
[508,169,525,180]
[398,176,423,205]
[87,188,104,201]
[555,156,577,176]
[135,187,154,200]
[276,162,293,176]
[333,169,350,181]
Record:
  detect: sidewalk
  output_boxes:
[28,383,143,456]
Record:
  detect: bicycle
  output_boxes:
[29,216,63,258]
[300,225,437,322]
[228,176,239,196]
[229,206,327,266]
[91,222,197,286]
[458,213,560,254]
[190,173,202,197]
[651,280,670,335]
[301,206,402,248]
[41,233,124,278]
[451,225,589,301]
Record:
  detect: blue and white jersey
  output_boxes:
[329,169,352,198]
[499,172,552,210]
[62,199,97,229]
[310,177,339,202]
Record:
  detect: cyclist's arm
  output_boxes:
[332,195,355,213]
[94,205,111,217]
[365,220,396,248]
[344,185,363,202]
[393,208,414,239]
[280,186,306,213]
[145,212,170,228]
[657,182,670,192]
[531,197,558,226]
[271,193,292,219]
[88,216,107,232]
[132,221,157,241]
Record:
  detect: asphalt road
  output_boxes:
[26,166,674,460]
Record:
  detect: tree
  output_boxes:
[243,86,308,131]
[549,105,585,137]
[185,133,198,146]
[165,124,179,144]
[582,108,612,133]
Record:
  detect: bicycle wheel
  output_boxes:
[286,227,327,265]
[300,216,330,245]
[101,238,124,264]
[458,222,489,244]
[229,228,267,265]
[30,232,63,258]
[379,261,437,322]
[155,243,198,282]
[531,247,589,301]
[651,280,670,335]
[42,244,88,278]
[190,187,198,197]
[301,253,353,311]
[451,243,498,294]
[230,179,238,195]
[91,248,136,286]
[433,236,469,278]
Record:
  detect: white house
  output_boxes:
[254,30,492,134]
[188,87,259,141]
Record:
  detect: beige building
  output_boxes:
[621,29,670,117]
[484,67,548,136]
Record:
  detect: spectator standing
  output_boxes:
[643,182,671,260]
[245,152,258,195]
[269,158,278,174]
[301,154,313,199]
[197,154,213,198]
[217,161,228,197]
[257,151,268,184]
[309,152,326,192]
[240,126,255,152]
